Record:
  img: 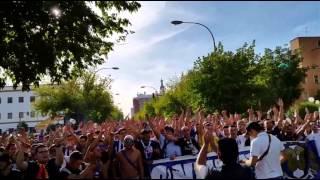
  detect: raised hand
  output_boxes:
[256,111,262,120]
[204,130,213,146]
[277,98,284,107]
[305,107,310,115]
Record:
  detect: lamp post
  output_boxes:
[140,85,157,93]
[94,67,119,74]
[141,85,158,99]
[171,20,217,51]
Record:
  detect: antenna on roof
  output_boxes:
[305,26,309,36]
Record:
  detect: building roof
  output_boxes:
[291,36,320,42]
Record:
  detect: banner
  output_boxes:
[149,141,320,179]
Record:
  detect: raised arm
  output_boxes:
[16,141,28,171]
[196,131,211,166]
[54,137,64,166]
[148,117,160,140]
[278,98,285,121]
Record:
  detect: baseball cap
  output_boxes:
[140,127,152,134]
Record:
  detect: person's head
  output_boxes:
[283,123,294,135]
[237,120,246,134]
[141,128,152,141]
[31,144,39,158]
[34,144,49,164]
[124,135,135,150]
[5,143,16,157]
[164,126,174,136]
[217,138,239,165]
[223,126,230,137]
[310,122,318,133]
[264,119,273,131]
[68,151,83,169]
[229,125,238,139]
[0,152,11,171]
[246,122,265,139]
[181,126,190,139]
[79,135,87,147]
[66,134,75,146]
[117,128,127,140]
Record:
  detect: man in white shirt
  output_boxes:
[241,122,286,179]
[229,125,246,149]
[306,122,320,156]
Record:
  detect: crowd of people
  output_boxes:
[0,98,319,179]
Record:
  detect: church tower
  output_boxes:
[160,79,165,95]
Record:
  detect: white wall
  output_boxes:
[0,87,47,131]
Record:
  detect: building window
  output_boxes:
[7,97,12,103]
[315,75,319,84]
[31,111,35,118]
[7,113,12,119]
[18,97,24,103]
[30,96,35,102]
[19,112,24,118]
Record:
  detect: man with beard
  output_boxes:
[16,139,64,180]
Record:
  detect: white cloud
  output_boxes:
[126,1,167,32]
[98,1,205,116]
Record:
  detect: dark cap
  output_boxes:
[140,127,152,134]
[246,121,264,135]
[69,151,83,161]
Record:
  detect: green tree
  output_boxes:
[0,1,140,90]
[191,42,260,113]
[110,106,124,120]
[257,46,307,109]
[136,42,307,117]
[17,121,29,131]
[33,72,119,123]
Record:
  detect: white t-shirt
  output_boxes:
[306,132,320,155]
[236,134,247,150]
[250,132,284,179]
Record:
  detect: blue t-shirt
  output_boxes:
[159,134,182,158]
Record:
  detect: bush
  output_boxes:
[297,101,319,118]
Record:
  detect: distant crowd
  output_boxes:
[0,98,319,179]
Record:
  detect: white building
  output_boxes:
[0,86,47,132]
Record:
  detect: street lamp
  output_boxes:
[94,67,119,74]
[140,85,157,92]
[171,20,217,51]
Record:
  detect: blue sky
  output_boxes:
[96,1,320,116]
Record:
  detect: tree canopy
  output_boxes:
[33,72,123,123]
[136,42,307,118]
[0,1,140,90]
